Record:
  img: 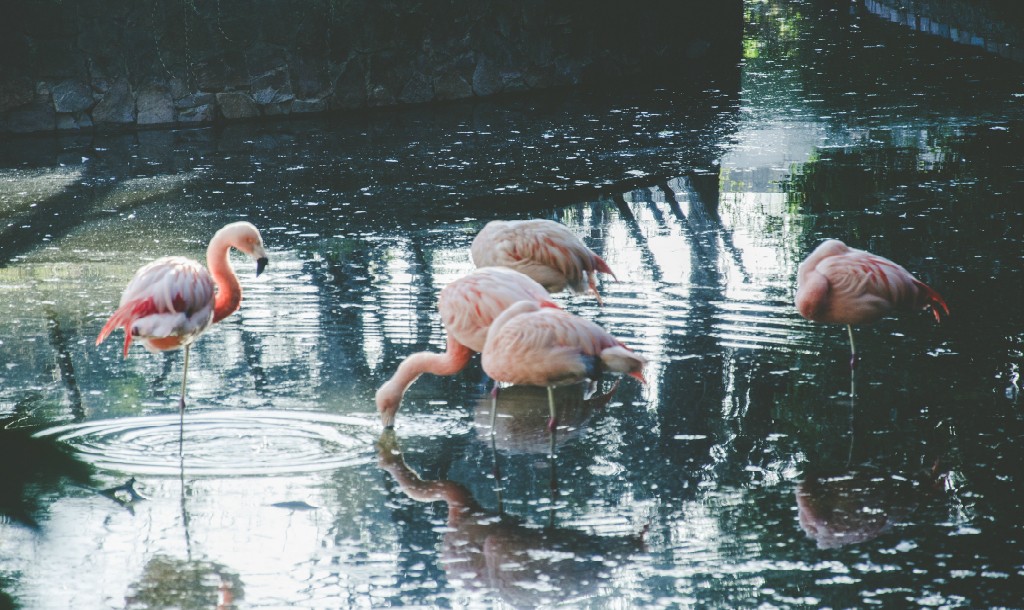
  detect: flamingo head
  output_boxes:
[217,221,269,276]
[375,383,401,429]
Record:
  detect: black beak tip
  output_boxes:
[256,257,269,276]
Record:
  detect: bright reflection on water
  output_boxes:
[2,0,1024,607]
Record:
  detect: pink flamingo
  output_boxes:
[96,221,269,412]
[471,219,617,304]
[376,267,557,429]
[481,300,646,430]
[795,239,949,367]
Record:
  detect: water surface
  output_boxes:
[1,1,1023,608]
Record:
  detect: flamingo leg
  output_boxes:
[548,413,559,529]
[847,367,856,468]
[490,383,500,433]
[847,324,858,371]
[179,344,191,413]
[178,344,191,455]
[490,423,504,516]
[546,385,558,432]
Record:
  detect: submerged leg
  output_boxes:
[847,324,858,371]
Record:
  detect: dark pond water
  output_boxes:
[2,1,1023,608]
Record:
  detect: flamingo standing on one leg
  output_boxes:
[96,221,269,412]
[795,239,949,369]
[471,219,617,304]
[375,267,558,429]
[480,300,646,432]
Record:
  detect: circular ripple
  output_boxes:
[36,411,377,477]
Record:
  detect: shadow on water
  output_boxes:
[0,417,92,529]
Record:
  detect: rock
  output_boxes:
[291,56,329,100]
[50,80,94,113]
[216,91,259,119]
[399,73,434,104]
[177,103,215,123]
[291,98,328,113]
[92,79,136,125]
[251,67,294,106]
[329,61,367,109]
[53,111,93,130]
[174,92,216,111]
[434,69,473,101]
[0,78,34,112]
[136,86,174,125]
[261,102,291,116]
[1,101,56,133]
[472,55,503,96]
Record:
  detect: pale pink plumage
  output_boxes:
[96,257,217,357]
[795,239,948,325]
[795,239,948,366]
[481,300,645,429]
[376,267,557,428]
[96,221,268,408]
[471,219,616,304]
[482,301,646,388]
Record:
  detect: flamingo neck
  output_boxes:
[207,233,242,323]
[382,347,471,399]
[376,337,473,426]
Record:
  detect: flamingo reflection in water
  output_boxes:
[471,219,617,305]
[796,466,950,549]
[474,381,620,455]
[795,239,949,369]
[474,381,622,515]
[375,267,557,429]
[96,222,269,413]
[377,431,645,608]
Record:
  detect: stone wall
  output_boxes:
[861,0,1024,61]
[0,0,742,134]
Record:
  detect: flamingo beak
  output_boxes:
[255,257,269,277]
[629,370,647,384]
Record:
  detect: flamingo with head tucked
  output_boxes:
[481,300,646,430]
[471,219,616,304]
[795,239,949,368]
[376,266,557,429]
[96,221,269,412]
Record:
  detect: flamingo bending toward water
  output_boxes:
[471,219,616,304]
[375,267,557,429]
[96,221,269,411]
[795,239,949,367]
[481,300,646,430]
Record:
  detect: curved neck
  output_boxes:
[381,456,481,522]
[376,336,474,427]
[207,233,242,323]
[380,341,474,403]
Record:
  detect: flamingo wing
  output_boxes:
[482,308,618,386]
[472,220,614,296]
[439,268,555,352]
[97,256,216,357]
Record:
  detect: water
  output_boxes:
[2,1,1023,607]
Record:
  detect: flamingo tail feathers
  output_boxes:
[96,298,156,358]
[594,254,617,280]
[914,280,950,323]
